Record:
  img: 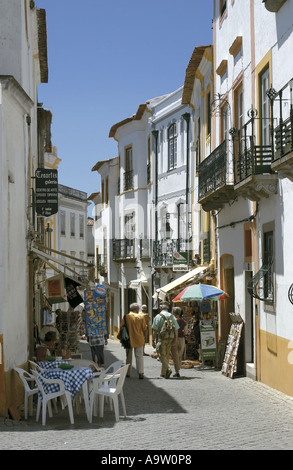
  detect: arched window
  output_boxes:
[168,123,177,170]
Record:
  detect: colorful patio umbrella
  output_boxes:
[172,283,227,302]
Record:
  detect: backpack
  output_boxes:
[159,313,175,340]
[117,315,131,349]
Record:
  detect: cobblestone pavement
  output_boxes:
[1,338,293,451]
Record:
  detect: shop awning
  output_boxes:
[128,274,148,289]
[30,244,93,288]
[158,266,210,301]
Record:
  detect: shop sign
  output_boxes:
[35,168,58,216]
[45,274,67,304]
[173,252,188,272]
[200,321,217,362]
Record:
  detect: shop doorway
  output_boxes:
[220,255,235,341]
[245,271,254,364]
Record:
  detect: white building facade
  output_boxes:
[199,0,293,394]
[0,1,49,416]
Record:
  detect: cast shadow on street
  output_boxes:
[2,342,204,432]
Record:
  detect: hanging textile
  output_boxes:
[64,277,83,308]
[84,285,107,336]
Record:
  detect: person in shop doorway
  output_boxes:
[121,303,147,379]
[152,302,179,379]
[88,333,108,368]
[170,306,187,377]
[141,304,151,356]
[36,331,57,362]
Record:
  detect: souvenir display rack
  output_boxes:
[221,312,243,378]
[56,310,82,357]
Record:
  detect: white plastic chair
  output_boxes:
[89,360,123,416]
[31,370,74,426]
[90,364,129,422]
[92,360,123,379]
[14,368,38,419]
[70,359,101,373]
[29,360,44,372]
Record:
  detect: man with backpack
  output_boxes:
[152,301,179,379]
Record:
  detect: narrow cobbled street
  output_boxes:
[1,339,293,452]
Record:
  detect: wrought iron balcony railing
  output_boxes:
[124,170,134,191]
[274,115,293,160]
[232,116,274,184]
[147,163,151,184]
[198,140,228,201]
[153,239,192,267]
[112,239,134,260]
[247,257,274,302]
[234,143,273,184]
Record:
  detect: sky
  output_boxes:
[36,0,214,204]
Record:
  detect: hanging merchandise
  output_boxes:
[45,274,67,304]
[56,309,82,357]
[84,285,107,336]
[64,277,83,308]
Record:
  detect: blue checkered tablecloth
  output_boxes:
[39,367,93,399]
[38,361,69,370]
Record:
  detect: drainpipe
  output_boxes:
[182,113,190,265]
[151,130,158,307]
[152,130,159,244]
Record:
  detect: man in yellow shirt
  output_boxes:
[122,303,147,379]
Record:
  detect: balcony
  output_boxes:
[124,170,133,191]
[112,238,151,261]
[263,0,287,13]
[112,239,135,261]
[198,140,234,211]
[153,239,192,269]
[233,118,277,200]
[271,79,293,181]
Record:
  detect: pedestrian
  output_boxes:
[121,303,147,379]
[88,333,108,367]
[152,301,179,379]
[170,306,187,377]
[141,304,151,356]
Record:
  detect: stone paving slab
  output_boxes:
[1,339,293,451]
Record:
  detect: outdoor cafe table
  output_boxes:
[37,360,69,369]
[39,366,94,421]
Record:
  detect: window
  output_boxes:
[125,212,135,240]
[70,213,75,237]
[178,203,186,242]
[101,180,105,204]
[147,136,151,184]
[220,0,227,17]
[79,215,84,239]
[244,223,253,261]
[60,210,66,236]
[168,123,177,170]
[125,147,132,172]
[160,206,172,239]
[105,176,109,205]
[124,146,133,190]
[260,67,270,146]
[207,92,211,136]
[264,230,274,301]
[234,84,244,152]
[102,177,109,205]
[220,104,229,143]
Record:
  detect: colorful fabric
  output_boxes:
[84,285,108,336]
